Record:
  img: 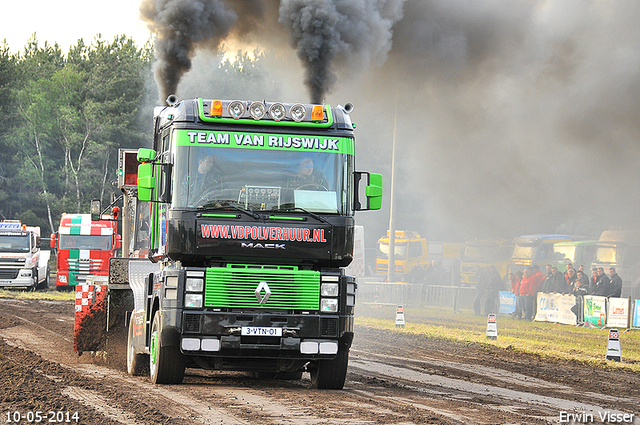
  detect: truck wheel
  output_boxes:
[127,315,148,376]
[310,349,349,389]
[149,311,185,384]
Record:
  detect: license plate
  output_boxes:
[241,326,282,337]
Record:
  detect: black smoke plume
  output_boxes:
[278,0,405,103]
[140,0,238,101]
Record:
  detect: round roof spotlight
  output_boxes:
[269,103,286,121]
[249,102,267,120]
[228,101,245,119]
[290,103,307,122]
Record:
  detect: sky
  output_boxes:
[3,0,640,247]
[1,0,152,53]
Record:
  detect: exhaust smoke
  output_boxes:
[278,0,405,104]
[140,0,238,101]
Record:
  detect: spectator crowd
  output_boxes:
[508,264,622,323]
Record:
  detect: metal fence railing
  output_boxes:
[358,279,477,311]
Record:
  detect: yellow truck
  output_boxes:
[459,239,513,285]
[376,230,428,279]
[591,229,640,298]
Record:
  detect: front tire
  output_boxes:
[310,349,349,389]
[149,311,185,384]
[127,315,148,376]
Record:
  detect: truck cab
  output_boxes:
[51,213,120,289]
[0,220,50,290]
[117,97,382,389]
[460,239,513,285]
[591,229,640,298]
[551,240,598,272]
[375,230,429,280]
[508,234,572,275]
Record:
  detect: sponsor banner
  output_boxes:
[176,129,354,154]
[499,291,516,314]
[607,297,630,329]
[200,223,326,243]
[634,300,640,329]
[534,292,577,325]
[584,295,608,327]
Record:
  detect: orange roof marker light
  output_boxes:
[210,100,223,116]
[311,105,324,121]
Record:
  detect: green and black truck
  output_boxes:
[90,96,382,389]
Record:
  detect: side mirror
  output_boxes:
[137,163,155,202]
[137,148,156,163]
[91,199,101,221]
[115,234,122,250]
[50,233,57,249]
[354,172,383,211]
[137,162,171,203]
[36,236,41,249]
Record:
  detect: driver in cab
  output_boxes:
[183,153,223,205]
[287,157,324,189]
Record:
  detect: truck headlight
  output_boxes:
[19,270,32,277]
[184,293,203,308]
[320,298,338,313]
[185,278,204,292]
[321,283,339,297]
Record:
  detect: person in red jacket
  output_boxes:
[525,265,545,321]
[510,270,524,319]
[519,267,534,320]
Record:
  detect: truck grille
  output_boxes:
[67,258,103,273]
[321,318,338,336]
[0,270,19,279]
[0,258,26,267]
[183,314,202,333]
[204,265,320,310]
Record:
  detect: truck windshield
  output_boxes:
[0,235,30,252]
[511,244,536,260]
[553,245,576,262]
[59,235,112,251]
[595,246,621,263]
[378,242,407,260]
[173,144,352,214]
[462,245,497,262]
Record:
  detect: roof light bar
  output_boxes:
[269,103,286,121]
[228,101,245,119]
[249,102,267,120]
[290,104,306,122]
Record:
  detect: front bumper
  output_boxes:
[172,310,353,359]
[0,270,34,288]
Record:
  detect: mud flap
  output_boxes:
[74,277,133,355]
[74,278,109,353]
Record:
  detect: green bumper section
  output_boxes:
[204,264,320,310]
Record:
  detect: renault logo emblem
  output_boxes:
[255,281,271,304]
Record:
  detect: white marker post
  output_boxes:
[395,305,405,327]
[486,314,498,340]
[606,328,622,362]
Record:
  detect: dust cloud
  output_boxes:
[140,0,640,245]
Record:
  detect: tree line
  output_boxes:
[0,36,155,234]
[0,33,283,235]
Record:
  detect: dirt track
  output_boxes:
[1,297,639,424]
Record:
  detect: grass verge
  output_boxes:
[0,288,75,301]
[355,304,640,373]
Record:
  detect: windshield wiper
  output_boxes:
[272,206,331,225]
[199,202,262,220]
